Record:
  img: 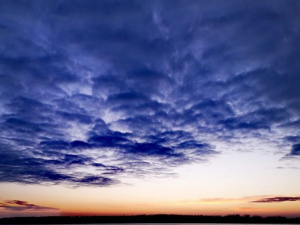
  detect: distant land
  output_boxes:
[1,214,300,224]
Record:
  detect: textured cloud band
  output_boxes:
[0,0,300,187]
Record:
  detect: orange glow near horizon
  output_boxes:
[58,200,300,218]
[1,198,300,218]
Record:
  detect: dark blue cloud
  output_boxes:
[283,137,300,157]
[127,143,178,157]
[288,144,300,156]
[0,0,300,186]
[88,135,131,147]
[0,144,118,186]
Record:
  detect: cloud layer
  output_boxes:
[253,197,300,203]
[0,200,59,211]
[0,0,300,186]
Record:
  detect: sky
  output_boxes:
[0,0,300,218]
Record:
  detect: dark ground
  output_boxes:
[1,214,300,224]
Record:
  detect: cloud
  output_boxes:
[0,200,59,211]
[282,141,300,158]
[289,144,300,156]
[180,195,300,205]
[0,0,300,186]
[253,197,300,203]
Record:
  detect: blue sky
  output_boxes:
[0,0,300,217]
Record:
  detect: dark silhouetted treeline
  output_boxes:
[1,214,300,224]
